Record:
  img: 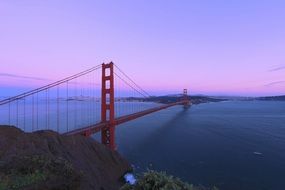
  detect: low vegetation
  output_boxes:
[0,155,81,190]
[120,170,218,190]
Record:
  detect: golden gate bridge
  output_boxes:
[0,62,190,150]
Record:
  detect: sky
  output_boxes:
[0,0,285,97]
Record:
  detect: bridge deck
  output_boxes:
[64,100,188,136]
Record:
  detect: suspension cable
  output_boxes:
[0,64,102,106]
[114,72,148,98]
[114,64,151,97]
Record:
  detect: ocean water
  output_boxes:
[114,101,285,190]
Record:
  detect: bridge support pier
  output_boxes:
[101,62,116,150]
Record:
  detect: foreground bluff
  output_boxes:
[0,126,131,190]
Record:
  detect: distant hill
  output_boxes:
[256,95,285,101]
[145,95,227,104]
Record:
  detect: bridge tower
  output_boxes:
[183,89,190,108]
[101,62,116,150]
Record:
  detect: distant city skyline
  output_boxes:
[1,0,285,96]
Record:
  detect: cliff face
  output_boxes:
[0,126,131,190]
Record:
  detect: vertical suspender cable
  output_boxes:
[66,81,69,132]
[74,81,76,130]
[47,89,50,129]
[93,72,95,123]
[36,93,39,130]
[32,95,34,131]
[24,98,26,131]
[8,101,11,125]
[46,89,48,129]
[16,100,18,127]
[57,85,59,133]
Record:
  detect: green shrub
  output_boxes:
[0,155,80,190]
[0,170,46,190]
[120,170,218,190]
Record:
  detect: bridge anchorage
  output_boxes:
[0,62,190,151]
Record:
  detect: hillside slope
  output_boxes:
[0,126,131,190]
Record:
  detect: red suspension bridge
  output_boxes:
[0,62,190,150]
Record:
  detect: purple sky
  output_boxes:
[1,0,285,96]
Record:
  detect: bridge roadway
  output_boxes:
[64,100,189,136]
